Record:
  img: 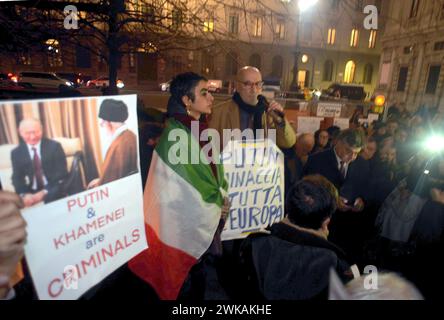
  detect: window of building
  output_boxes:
[404,46,413,54]
[17,52,31,65]
[304,22,312,41]
[228,14,239,34]
[369,30,377,48]
[275,20,285,39]
[323,60,334,81]
[380,62,391,85]
[171,9,183,30]
[202,50,214,75]
[75,45,91,68]
[434,41,444,51]
[356,0,363,11]
[271,55,283,78]
[425,65,441,94]
[129,51,136,72]
[143,4,155,23]
[397,67,409,92]
[327,28,336,45]
[441,3,444,19]
[225,52,238,76]
[363,64,373,84]
[172,55,183,75]
[350,29,359,47]
[46,39,62,67]
[253,16,263,37]
[409,0,420,18]
[249,54,261,69]
[331,0,340,10]
[344,60,356,83]
[203,13,214,32]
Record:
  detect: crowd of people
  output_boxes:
[1,66,443,300]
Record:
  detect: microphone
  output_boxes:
[258,95,285,126]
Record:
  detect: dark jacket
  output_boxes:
[11,138,68,203]
[303,148,367,201]
[239,222,352,300]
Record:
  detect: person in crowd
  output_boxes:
[237,175,354,300]
[208,66,296,150]
[311,129,330,155]
[88,99,138,188]
[373,155,444,299]
[11,118,68,207]
[295,133,315,166]
[386,118,399,136]
[138,123,164,189]
[349,105,364,129]
[0,191,26,300]
[128,72,231,301]
[326,126,340,149]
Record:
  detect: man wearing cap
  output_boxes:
[88,99,138,188]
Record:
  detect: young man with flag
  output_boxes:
[129,72,230,300]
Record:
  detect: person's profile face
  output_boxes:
[235,69,263,106]
[189,80,214,116]
[19,121,43,146]
[318,131,329,147]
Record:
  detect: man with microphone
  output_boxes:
[209,66,296,150]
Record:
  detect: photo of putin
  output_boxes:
[10,118,68,207]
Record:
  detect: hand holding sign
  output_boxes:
[0,191,26,298]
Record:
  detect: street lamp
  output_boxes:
[290,0,319,91]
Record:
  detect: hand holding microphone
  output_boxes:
[258,95,285,127]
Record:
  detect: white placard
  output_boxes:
[297,116,323,134]
[368,113,380,124]
[221,140,285,241]
[333,118,350,130]
[317,103,342,117]
[0,95,147,300]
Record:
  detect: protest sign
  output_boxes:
[316,103,342,117]
[220,140,285,241]
[297,116,323,134]
[333,118,350,130]
[368,113,380,123]
[0,95,147,299]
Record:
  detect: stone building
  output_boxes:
[1,0,387,94]
[376,0,444,111]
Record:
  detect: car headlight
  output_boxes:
[117,81,124,89]
[65,81,73,86]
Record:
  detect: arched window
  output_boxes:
[225,52,238,76]
[249,54,261,69]
[271,55,283,78]
[323,60,334,81]
[363,63,373,84]
[344,60,356,83]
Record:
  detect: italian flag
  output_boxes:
[128,118,227,300]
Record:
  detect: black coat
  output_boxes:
[303,148,368,202]
[239,222,352,300]
[11,138,68,203]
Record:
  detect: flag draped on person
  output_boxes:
[128,118,227,300]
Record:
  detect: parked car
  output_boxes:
[17,72,74,90]
[87,76,125,89]
[56,72,92,87]
[321,83,366,101]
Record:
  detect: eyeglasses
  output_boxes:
[239,81,264,89]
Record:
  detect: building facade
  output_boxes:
[1,0,387,95]
[376,0,444,111]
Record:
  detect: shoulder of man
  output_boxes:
[211,98,237,113]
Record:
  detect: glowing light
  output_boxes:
[301,54,308,63]
[425,135,444,153]
[298,0,319,12]
[375,95,385,106]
